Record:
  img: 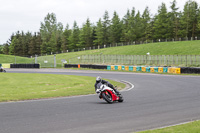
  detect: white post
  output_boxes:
[54,54,56,68]
[35,55,37,63]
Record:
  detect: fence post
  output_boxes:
[35,54,37,63]
[54,54,56,68]
[186,55,187,67]
[180,55,182,65]
[15,56,16,64]
[164,55,166,65]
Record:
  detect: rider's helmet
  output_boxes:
[96,76,102,83]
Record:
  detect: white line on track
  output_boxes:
[139,120,198,132]
[120,80,134,92]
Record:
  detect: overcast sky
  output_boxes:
[0,0,191,44]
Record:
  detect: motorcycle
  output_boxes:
[96,83,123,103]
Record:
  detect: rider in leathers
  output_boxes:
[94,76,120,95]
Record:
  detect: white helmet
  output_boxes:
[96,76,102,82]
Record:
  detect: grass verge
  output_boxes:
[137,120,200,133]
[0,73,125,102]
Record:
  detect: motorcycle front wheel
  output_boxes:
[118,95,124,102]
[102,92,113,104]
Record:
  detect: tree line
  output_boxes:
[1,0,200,56]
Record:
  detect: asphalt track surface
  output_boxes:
[0,69,200,133]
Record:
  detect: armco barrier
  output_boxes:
[10,64,40,68]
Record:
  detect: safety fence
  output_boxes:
[64,64,200,74]
[77,55,200,67]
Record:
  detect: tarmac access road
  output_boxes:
[0,68,200,133]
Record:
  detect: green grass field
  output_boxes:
[0,54,33,64]
[0,73,125,102]
[53,40,200,64]
[137,120,200,133]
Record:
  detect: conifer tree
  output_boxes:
[169,0,180,40]
[102,11,111,45]
[110,11,122,44]
[40,13,57,54]
[127,8,136,42]
[121,9,131,43]
[94,18,104,46]
[153,3,170,39]
[142,7,152,41]
[3,43,9,55]
[61,24,71,52]
[179,0,199,38]
[80,18,93,47]
[134,11,143,41]
[68,21,80,50]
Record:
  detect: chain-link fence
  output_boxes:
[78,55,200,67]
[35,54,56,68]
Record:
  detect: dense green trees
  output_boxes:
[179,0,199,38]
[2,0,200,56]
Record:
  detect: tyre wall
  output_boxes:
[10,64,40,68]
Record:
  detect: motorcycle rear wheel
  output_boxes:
[102,92,113,104]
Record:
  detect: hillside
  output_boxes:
[0,54,34,64]
[55,40,200,60]
[1,40,200,66]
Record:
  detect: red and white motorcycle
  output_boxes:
[96,83,123,103]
